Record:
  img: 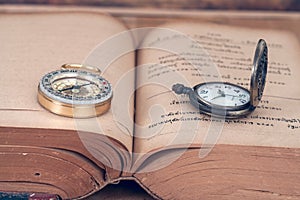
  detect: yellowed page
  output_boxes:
[0,11,135,153]
[134,22,300,156]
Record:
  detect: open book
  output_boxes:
[1,6,300,200]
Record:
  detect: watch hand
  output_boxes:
[211,95,223,100]
[210,89,226,101]
[223,94,240,98]
[217,89,226,96]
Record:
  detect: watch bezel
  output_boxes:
[193,82,251,112]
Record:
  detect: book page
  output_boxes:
[0,11,135,154]
[134,22,300,156]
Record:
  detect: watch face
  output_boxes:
[194,82,250,110]
[39,69,112,105]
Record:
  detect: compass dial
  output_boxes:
[39,69,112,105]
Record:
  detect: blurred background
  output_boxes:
[0,0,299,11]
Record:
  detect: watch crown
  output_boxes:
[172,84,193,95]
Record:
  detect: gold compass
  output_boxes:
[38,64,112,118]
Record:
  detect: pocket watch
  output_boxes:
[172,39,268,119]
[38,64,112,118]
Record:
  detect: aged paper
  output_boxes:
[134,22,300,155]
[0,12,135,153]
